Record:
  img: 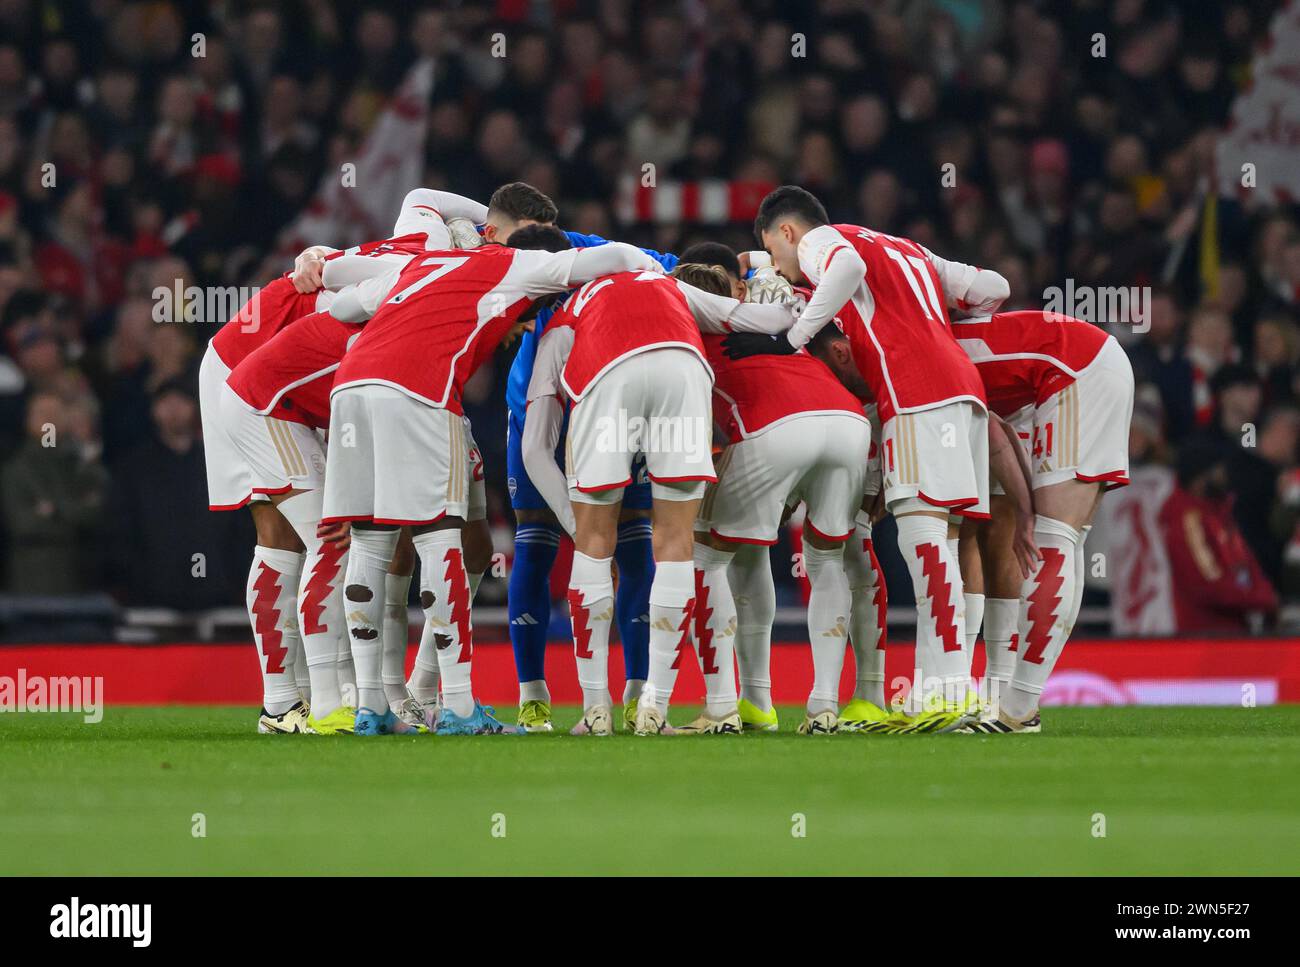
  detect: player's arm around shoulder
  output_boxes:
[520,326,577,536]
[568,241,665,284]
[327,266,401,323]
[785,231,864,349]
[922,244,1010,314]
[676,280,797,336]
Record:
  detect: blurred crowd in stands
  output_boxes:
[0,0,1297,634]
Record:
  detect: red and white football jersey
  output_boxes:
[333,246,579,414]
[951,310,1111,417]
[700,335,866,442]
[550,272,710,400]
[209,276,325,370]
[799,224,987,423]
[210,230,445,370]
[226,310,361,429]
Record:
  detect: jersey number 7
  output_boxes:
[386,256,470,306]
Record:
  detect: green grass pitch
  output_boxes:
[2,705,1297,875]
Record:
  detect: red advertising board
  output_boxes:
[1,638,1296,706]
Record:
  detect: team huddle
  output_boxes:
[199,180,1135,737]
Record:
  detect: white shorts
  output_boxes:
[215,383,326,503]
[881,400,989,519]
[202,344,315,509]
[992,338,1133,495]
[200,345,253,509]
[699,413,871,545]
[566,349,714,505]
[323,384,476,525]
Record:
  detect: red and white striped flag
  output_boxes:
[615,175,774,225]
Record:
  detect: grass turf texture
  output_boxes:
[2,705,1297,875]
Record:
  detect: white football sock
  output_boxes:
[342,528,399,714]
[896,514,968,705]
[728,544,775,712]
[406,616,441,704]
[803,543,851,715]
[642,560,695,715]
[1004,516,1081,721]
[278,491,345,717]
[964,591,985,679]
[383,572,413,709]
[569,551,614,711]
[693,543,739,716]
[246,545,305,715]
[1065,524,1091,632]
[520,679,550,703]
[843,516,886,707]
[337,635,357,708]
[981,597,1020,714]
[413,529,476,719]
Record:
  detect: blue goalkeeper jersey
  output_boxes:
[504,232,678,423]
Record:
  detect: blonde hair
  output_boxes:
[671,263,732,298]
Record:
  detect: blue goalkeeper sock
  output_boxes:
[509,522,563,686]
[614,517,654,684]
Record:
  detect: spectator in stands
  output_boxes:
[1159,441,1278,634]
[1,390,108,594]
[107,378,249,608]
[1254,313,1299,405]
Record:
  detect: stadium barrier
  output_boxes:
[1,638,1296,707]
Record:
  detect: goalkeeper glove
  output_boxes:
[745,268,796,305]
[446,217,483,249]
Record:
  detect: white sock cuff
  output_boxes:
[349,528,400,567]
[802,543,844,575]
[853,510,873,534]
[895,513,949,545]
[412,528,462,554]
[650,560,695,608]
[693,542,735,571]
[569,551,614,604]
[1034,515,1082,545]
[254,545,304,576]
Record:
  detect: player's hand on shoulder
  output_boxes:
[292,247,329,293]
